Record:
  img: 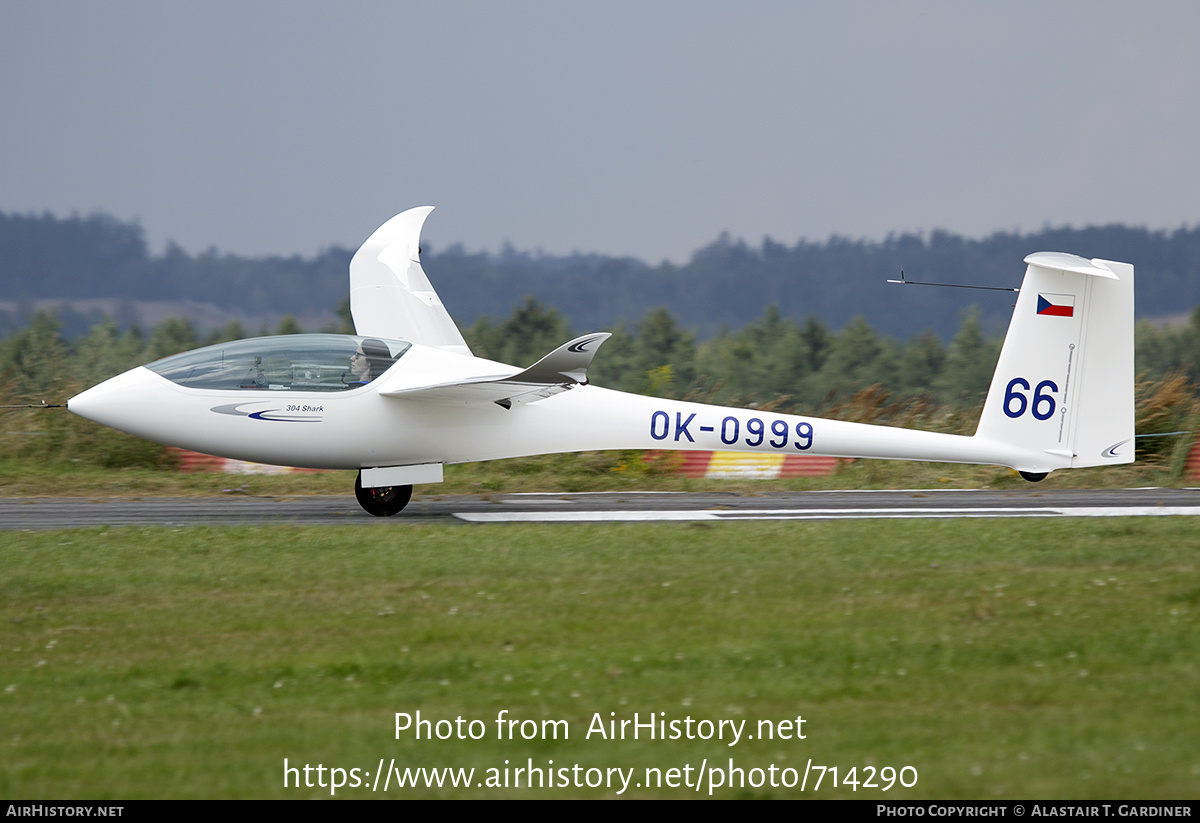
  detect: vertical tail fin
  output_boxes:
[975,252,1134,473]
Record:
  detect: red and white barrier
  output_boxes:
[645,450,840,478]
[169,447,840,479]
[167,448,325,475]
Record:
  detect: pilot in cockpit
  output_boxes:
[349,338,393,384]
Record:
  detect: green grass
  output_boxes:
[2,519,1198,798]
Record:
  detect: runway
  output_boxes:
[3,488,1200,530]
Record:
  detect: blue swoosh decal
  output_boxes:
[248,410,319,422]
[210,403,320,422]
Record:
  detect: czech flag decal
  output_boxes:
[1037,293,1075,317]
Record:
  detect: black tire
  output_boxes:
[354,472,413,516]
[1019,471,1048,483]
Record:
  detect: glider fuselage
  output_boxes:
[68,335,1057,474]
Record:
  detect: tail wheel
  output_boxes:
[354,471,413,516]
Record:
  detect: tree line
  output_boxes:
[6,210,1200,342]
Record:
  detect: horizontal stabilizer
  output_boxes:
[1022,252,1118,280]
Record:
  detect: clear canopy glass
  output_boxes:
[145,334,411,391]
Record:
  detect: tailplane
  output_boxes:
[975,252,1134,475]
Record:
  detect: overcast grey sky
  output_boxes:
[2,1,1198,263]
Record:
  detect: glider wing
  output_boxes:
[376,333,611,407]
[349,207,471,355]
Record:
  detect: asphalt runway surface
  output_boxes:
[4,488,1200,530]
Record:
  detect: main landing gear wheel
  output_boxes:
[1019,471,1048,482]
[354,471,413,517]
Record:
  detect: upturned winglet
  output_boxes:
[376,333,611,407]
[506,333,611,385]
[349,207,472,354]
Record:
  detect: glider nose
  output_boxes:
[68,381,107,423]
[68,367,160,431]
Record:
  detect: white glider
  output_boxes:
[69,207,1134,515]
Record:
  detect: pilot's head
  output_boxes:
[350,338,392,382]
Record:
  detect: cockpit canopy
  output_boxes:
[146,334,412,391]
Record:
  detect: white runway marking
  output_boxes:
[454,506,1200,523]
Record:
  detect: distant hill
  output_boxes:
[3,211,1198,340]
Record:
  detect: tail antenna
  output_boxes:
[887,269,1018,293]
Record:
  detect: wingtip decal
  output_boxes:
[1102,439,1132,459]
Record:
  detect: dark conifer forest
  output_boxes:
[5,210,1200,341]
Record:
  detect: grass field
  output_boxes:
[2,518,1198,798]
